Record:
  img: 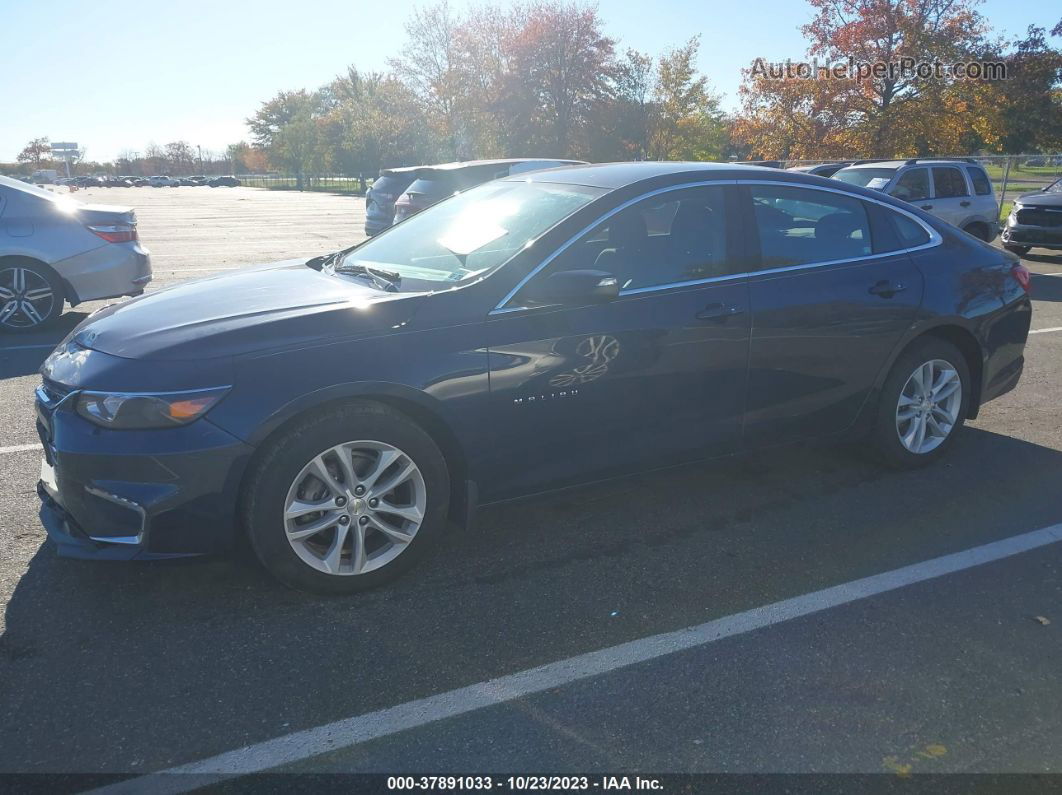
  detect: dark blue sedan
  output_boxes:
[35,162,1033,593]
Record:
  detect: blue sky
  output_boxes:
[0,0,1056,162]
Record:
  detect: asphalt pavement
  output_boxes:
[1,186,1061,786]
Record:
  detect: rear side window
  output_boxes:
[932,167,969,198]
[372,174,415,196]
[891,169,930,201]
[890,212,931,248]
[966,167,992,196]
[750,185,871,269]
[407,176,454,198]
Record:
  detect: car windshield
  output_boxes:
[1046,178,1062,194]
[832,167,896,189]
[335,180,604,288]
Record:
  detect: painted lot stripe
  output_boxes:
[1029,326,1062,335]
[98,523,1062,794]
[0,443,40,454]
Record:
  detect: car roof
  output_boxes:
[508,161,782,189]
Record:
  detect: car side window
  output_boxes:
[932,167,969,198]
[888,211,931,248]
[966,167,992,196]
[533,185,730,292]
[749,185,871,269]
[890,169,930,201]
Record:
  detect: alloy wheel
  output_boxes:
[0,267,55,329]
[895,359,962,454]
[283,440,426,576]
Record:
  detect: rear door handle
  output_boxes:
[696,302,744,321]
[960,200,971,207]
[920,204,933,210]
[868,280,906,299]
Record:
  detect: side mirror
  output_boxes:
[522,269,620,306]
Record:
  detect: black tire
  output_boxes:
[241,401,450,595]
[871,337,970,469]
[0,259,65,333]
[1004,244,1031,256]
[962,222,990,242]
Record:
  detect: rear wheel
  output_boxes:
[242,401,450,594]
[0,260,64,332]
[962,222,990,242]
[1004,244,1031,256]
[871,338,970,468]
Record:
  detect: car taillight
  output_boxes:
[1011,263,1031,293]
[394,194,413,219]
[87,223,138,243]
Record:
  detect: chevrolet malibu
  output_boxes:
[36,163,1032,594]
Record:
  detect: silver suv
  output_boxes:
[832,158,998,241]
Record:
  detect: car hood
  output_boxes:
[70,259,425,361]
[1015,190,1062,207]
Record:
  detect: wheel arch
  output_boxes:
[874,322,985,420]
[240,382,473,528]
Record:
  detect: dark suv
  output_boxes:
[363,167,421,237]
[1002,177,1062,255]
[392,159,585,224]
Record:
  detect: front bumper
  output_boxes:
[1002,220,1062,251]
[35,387,255,559]
[57,242,153,305]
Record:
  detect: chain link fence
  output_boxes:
[234,174,371,193]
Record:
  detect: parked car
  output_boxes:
[187,175,209,185]
[1001,177,1062,255]
[148,175,180,187]
[34,162,1031,594]
[102,177,133,188]
[786,162,852,178]
[71,176,103,188]
[364,166,421,236]
[208,175,241,187]
[0,175,151,331]
[832,158,999,241]
[392,159,585,223]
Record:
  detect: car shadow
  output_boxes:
[1030,273,1062,303]
[0,312,91,379]
[1024,251,1062,266]
[3,427,1062,773]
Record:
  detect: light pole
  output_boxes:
[197,144,203,175]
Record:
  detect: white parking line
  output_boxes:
[1029,327,1062,335]
[97,522,1062,793]
[0,443,39,454]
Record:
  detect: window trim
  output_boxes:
[491,178,941,313]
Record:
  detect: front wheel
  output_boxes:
[242,401,450,594]
[871,338,970,468]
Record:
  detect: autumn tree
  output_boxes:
[650,37,727,160]
[164,141,197,174]
[17,137,51,166]
[389,1,465,157]
[988,21,1062,153]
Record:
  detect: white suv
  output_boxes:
[148,175,180,187]
[832,159,998,241]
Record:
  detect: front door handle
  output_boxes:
[696,302,744,321]
[960,200,971,207]
[920,204,933,210]
[868,280,906,299]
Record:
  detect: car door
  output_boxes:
[929,166,972,227]
[484,183,751,499]
[741,182,925,446]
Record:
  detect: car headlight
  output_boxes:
[75,387,229,429]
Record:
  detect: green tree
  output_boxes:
[650,37,727,160]
[17,137,51,166]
